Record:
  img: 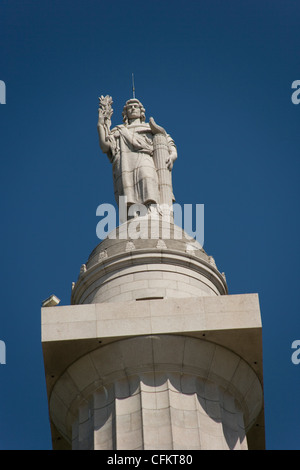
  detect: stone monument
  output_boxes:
[97,95,177,216]
[42,95,265,450]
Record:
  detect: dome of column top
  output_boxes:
[71,219,228,305]
[87,219,209,268]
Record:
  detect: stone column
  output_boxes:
[42,222,264,450]
[150,117,173,211]
[49,335,262,450]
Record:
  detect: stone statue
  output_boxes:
[97,96,177,215]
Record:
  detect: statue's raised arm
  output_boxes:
[97,95,114,155]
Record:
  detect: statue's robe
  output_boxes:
[107,123,175,206]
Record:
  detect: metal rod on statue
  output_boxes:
[132,73,135,99]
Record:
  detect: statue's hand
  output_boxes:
[98,108,105,126]
[98,109,112,130]
[165,156,173,170]
[97,98,113,154]
[149,117,166,136]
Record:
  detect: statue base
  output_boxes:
[42,220,264,450]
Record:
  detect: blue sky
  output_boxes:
[0,0,299,450]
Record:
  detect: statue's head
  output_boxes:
[122,99,146,124]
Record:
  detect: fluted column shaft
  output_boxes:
[49,335,262,450]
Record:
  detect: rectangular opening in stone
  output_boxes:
[136,297,164,301]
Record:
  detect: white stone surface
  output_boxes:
[71,221,228,305]
[47,336,261,450]
[42,294,261,348]
[42,294,264,450]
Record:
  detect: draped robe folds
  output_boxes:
[107,123,175,206]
